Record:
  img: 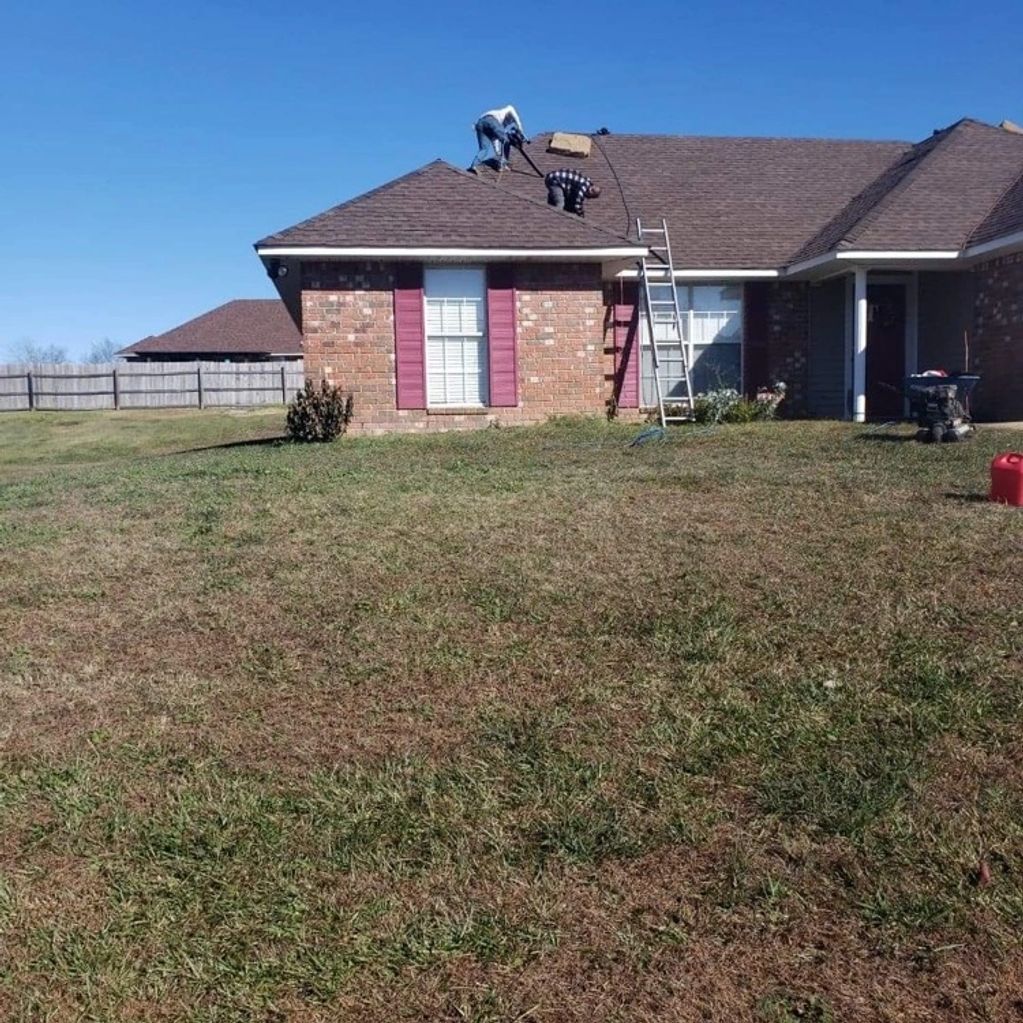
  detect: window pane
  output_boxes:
[641,344,690,405]
[424,267,488,406]
[424,267,487,301]
[691,344,741,393]
[639,282,745,403]
[691,284,741,312]
[691,310,741,344]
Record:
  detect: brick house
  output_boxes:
[255,117,1023,432]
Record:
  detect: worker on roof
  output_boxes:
[545,169,601,217]
[468,105,526,173]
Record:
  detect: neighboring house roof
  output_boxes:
[256,118,1023,271]
[255,160,641,252]
[120,299,302,357]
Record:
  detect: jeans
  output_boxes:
[547,184,566,209]
[470,115,510,170]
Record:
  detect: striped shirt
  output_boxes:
[545,169,594,216]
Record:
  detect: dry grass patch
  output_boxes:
[1,411,1022,1020]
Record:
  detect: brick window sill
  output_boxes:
[427,407,491,416]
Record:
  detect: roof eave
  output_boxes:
[963,227,1023,261]
[255,245,648,262]
[785,248,962,278]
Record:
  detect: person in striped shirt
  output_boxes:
[545,169,602,217]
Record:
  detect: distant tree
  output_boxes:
[6,339,68,363]
[85,338,119,363]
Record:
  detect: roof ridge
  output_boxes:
[531,129,914,145]
[437,161,637,245]
[254,161,447,247]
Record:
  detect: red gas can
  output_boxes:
[990,453,1023,506]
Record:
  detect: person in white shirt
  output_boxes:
[468,105,526,173]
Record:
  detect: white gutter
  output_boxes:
[257,245,649,260]
[964,228,1023,259]
[835,250,960,261]
[615,268,779,279]
[786,249,961,276]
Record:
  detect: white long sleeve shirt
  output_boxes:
[481,105,524,136]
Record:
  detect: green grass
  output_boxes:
[0,407,284,473]
[1,409,1022,1021]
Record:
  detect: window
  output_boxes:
[641,283,743,403]
[424,267,489,407]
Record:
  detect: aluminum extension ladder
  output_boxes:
[636,217,694,426]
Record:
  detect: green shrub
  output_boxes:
[692,388,744,424]
[286,380,354,442]
[692,383,786,424]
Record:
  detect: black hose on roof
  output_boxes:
[589,132,633,240]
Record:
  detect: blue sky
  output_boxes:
[1,0,1021,358]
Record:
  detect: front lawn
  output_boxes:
[1,412,1021,1021]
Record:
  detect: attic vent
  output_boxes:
[1000,119,1023,135]
[547,132,592,158]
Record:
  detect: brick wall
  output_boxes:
[301,261,610,434]
[301,263,819,429]
[746,282,810,415]
[972,253,1023,421]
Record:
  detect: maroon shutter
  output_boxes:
[394,263,426,409]
[486,264,518,407]
[613,281,640,408]
[743,281,769,399]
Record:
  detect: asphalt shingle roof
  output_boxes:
[256,119,1023,270]
[121,299,302,357]
[483,132,910,268]
[969,165,1023,247]
[795,119,1023,260]
[256,161,638,250]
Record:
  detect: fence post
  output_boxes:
[281,365,287,404]
[196,363,204,408]
[26,371,34,411]
[112,367,119,409]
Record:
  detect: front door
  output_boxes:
[866,283,906,419]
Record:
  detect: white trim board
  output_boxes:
[615,268,779,279]
[964,228,1023,260]
[257,246,648,260]
[787,249,960,276]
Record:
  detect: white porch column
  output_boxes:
[852,267,868,422]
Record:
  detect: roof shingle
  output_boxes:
[969,166,1023,247]
[256,161,638,251]
[121,299,302,357]
[255,119,1023,270]
[846,120,1023,252]
[481,133,910,268]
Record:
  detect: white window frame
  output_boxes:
[423,266,489,408]
[641,282,744,402]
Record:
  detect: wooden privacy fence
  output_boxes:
[0,360,305,412]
